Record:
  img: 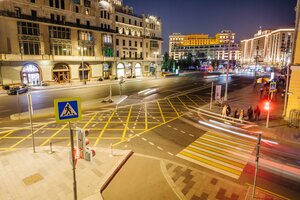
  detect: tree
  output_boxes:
[162,52,170,70]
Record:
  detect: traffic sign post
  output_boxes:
[269,82,276,92]
[54,97,82,200]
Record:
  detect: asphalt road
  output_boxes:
[1,72,300,199]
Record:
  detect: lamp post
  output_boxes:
[78,46,87,83]
[224,37,231,101]
[154,51,159,78]
[282,48,290,117]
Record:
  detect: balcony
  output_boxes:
[0,10,116,33]
[120,57,143,60]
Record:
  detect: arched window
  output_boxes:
[117,63,125,77]
[53,63,70,83]
[135,63,142,77]
[21,63,41,85]
[79,63,90,81]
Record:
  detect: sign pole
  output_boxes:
[210,82,214,110]
[266,108,270,128]
[69,122,77,200]
[27,94,35,153]
[252,133,262,200]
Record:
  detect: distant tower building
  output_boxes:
[286,0,300,118]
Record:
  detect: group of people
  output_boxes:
[222,104,261,122]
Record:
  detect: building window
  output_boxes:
[49,27,71,39]
[140,22,143,27]
[49,0,54,7]
[116,39,119,46]
[51,14,55,22]
[129,19,131,24]
[22,64,40,85]
[14,7,21,18]
[76,18,80,25]
[31,10,37,18]
[116,15,118,22]
[17,22,40,35]
[61,0,65,9]
[51,44,72,55]
[86,21,90,27]
[103,35,112,44]
[140,42,142,47]
[129,40,131,47]
[122,17,125,23]
[78,31,93,41]
[140,52,142,58]
[129,51,132,58]
[55,0,59,8]
[19,41,40,55]
[123,40,125,46]
[107,12,110,20]
[135,41,137,47]
[135,20,137,26]
[31,0,35,3]
[146,42,148,48]
[75,6,79,13]
[79,46,94,56]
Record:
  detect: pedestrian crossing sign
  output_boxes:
[54,97,82,123]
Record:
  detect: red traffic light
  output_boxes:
[264,101,270,111]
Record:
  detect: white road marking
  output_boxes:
[189,134,195,137]
[157,146,163,151]
[181,131,186,134]
[167,125,172,128]
[173,128,178,131]
[167,152,174,156]
[149,142,155,146]
[142,138,147,141]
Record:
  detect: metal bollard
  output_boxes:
[49,140,53,154]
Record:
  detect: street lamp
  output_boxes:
[78,46,87,82]
[153,51,159,78]
[224,36,231,101]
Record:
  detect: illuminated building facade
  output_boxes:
[286,0,300,118]
[0,0,162,85]
[169,30,239,64]
[240,28,294,68]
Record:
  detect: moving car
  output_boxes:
[7,85,28,95]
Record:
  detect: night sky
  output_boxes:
[124,0,297,53]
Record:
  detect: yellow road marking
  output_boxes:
[177,96,189,109]
[245,183,290,200]
[93,111,116,146]
[113,114,185,147]
[83,112,98,129]
[144,103,148,130]
[186,146,245,168]
[167,98,180,117]
[157,101,166,123]
[9,124,48,149]
[180,151,241,176]
[122,106,132,141]
[186,95,199,107]
[40,123,68,146]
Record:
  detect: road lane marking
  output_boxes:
[167,98,180,117]
[157,101,166,123]
[157,146,163,151]
[189,134,195,137]
[122,106,132,141]
[41,123,68,146]
[93,111,116,147]
[167,152,174,156]
[149,142,154,146]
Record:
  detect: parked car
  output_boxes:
[7,85,28,95]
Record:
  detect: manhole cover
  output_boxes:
[23,173,43,186]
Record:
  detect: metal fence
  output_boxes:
[288,109,300,127]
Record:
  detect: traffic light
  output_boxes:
[264,101,270,111]
[76,127,95,162]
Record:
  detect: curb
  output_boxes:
[99,150,134,200]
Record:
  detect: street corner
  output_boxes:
[163,161,248,200]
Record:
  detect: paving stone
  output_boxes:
[210,178,218,185]
[166,162,173,170]
[181,180,195,195]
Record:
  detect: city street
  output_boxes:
[1,73,300,199]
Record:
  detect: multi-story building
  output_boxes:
[240,28,294,68]
[0,0,163,85]
[286,0,300,118]
[169,30,239,65]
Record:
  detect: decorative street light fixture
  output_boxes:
[78,46,87,83]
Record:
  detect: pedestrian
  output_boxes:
[247,106,254,121]
[226,104,231,116]
[239,109,244,122]
[222,104,227,118]
[254,105,261,121]
[233,108,239,118]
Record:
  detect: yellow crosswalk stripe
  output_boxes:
[177,131,255,179]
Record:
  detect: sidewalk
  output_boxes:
[205,84,300,145]
[0,146,132,200]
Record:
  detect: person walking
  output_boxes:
[239,109,244,122]
[222,104,227,118]
[226,104,231,117]
[254,105,261,121]
[233,108,239,118]
[247,106,254,121]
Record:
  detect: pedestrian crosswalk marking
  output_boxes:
[60,103,77,117]
[177,132,255,179]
